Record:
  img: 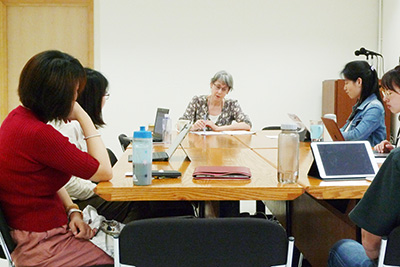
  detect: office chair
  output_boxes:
[262,125,281,131]
[118,134,131,152]
[378,225,400,266]
[0,205,16,267]
[106,148,118,167]
[113,217,294,267]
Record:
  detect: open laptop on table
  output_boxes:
[321,117,389,158]
[153,108,169,142]
[153,122,192,161]
[129,122,192,162]
[321,117,345,141]
[287,113,311,141]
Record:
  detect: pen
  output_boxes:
[203,114,207,133]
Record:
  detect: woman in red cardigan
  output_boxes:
[0,50,114,266]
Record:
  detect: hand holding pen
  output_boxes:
[192,117,207,131]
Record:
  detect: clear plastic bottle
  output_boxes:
[277,123,299,184]
[132,126,153,186]
[162,114,172,144]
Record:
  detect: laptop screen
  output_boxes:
[153,108,169,140]
[166,122,191,157]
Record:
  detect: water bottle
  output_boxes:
[162,114,172,144]
[277,123,299,184]
[132,126,152,186]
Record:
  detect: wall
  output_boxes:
[382,0,400,136]
[95,0,380,156]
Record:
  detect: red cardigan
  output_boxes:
[0,106,99,232]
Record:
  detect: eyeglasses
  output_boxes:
[381,87,397,99]
[212,83,230,93]
[104,93,110,100]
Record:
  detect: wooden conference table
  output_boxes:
[95,132,304,202]
[235,131,371,266]
[95,131,372,267]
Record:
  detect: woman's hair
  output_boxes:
[18,50,86,122]
[77,68,109,128]
[210,70,234,91]
[341,60,382,104]
[381,65,400,92]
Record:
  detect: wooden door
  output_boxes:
[0,0,94,121]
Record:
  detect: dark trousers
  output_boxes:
[74,196,195,223]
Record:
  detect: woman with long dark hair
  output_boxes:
[340,60,386,146]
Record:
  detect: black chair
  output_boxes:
[118,134,131,152]
[106,148,118,167]
[262,125,281,131]
[114,217,294,267]
[0,205,15,267]
[378,225,400,266]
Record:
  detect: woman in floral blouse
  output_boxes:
[180,70,252,131]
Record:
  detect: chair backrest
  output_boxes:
[115,217,294,267]
[106,148,118,167]
[262,125,281,131]
[378,225,400,266]
[118,134,131,152]
[0,204,16,266]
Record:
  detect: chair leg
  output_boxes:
[286,236,295,267]
[256,200,265,213]
[377,237,387,267]
[298,252,304,267]
[113,236,120,267]
[0,232,15,267]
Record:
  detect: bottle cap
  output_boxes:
[133,126,152,139]
[281,123,298,130]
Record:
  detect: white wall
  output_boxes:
[95,0,381,156]
[382,0,400,134]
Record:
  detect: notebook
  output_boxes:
[192,166,251,180]
[309,141,378,180]
[153,108,169,142]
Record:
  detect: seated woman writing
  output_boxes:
[180,70,252,131]
[340,61,386,146]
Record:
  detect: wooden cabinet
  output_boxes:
[322,79,391,139]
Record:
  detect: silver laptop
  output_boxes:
[153,108,169,142]
[128,122,192,162]
[153,122,192,161]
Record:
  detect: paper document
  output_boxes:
[191,131,224,136]
[191,131,255,136]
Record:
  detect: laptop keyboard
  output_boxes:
[153,151,168,159]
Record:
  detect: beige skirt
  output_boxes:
[11,225,113,267]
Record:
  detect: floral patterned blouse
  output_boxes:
[179,95,252,129]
